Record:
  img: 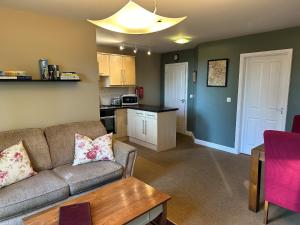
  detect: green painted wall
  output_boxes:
[162,27,300,148]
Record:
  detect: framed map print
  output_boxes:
[207,59,229,87]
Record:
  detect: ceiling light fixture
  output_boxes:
[119,44,125,50]
[147,49,152,56]
[87,0,187,34]
[174,38,191,44]
[133,47,138,54]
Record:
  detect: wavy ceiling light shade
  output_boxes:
[87,1,187,34]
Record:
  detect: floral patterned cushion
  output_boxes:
[0,141,36,188]
[73,133,115,166]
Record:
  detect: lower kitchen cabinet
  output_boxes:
[114,109,128,140]
[127,109,176,151]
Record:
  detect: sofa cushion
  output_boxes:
[45,121,107,167]
[0,170,69,220]
[0,128,52,171]
[53,161,123,195]
[0,141,36,189]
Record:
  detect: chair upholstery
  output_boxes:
[53,161,123,195]
[0,170,69,221]
[0,128,52,171]
[264,130,300,213]
[44,121,107,167]
[292,115,300,133]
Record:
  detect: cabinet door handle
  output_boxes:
[142,120,145,134]
[144,120,147,135]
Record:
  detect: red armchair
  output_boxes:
[263,130,300,224]
[292,115,300,133]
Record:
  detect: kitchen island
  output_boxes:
[100,104,178,151]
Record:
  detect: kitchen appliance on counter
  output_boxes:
[121,94,138,106]
[111,97,122,106]
[100,108,115,133]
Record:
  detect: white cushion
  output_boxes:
[73,133,114,166]
[0,141,36,188]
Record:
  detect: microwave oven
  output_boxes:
[121,94,138,106]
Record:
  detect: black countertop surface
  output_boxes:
[100,104,178,113]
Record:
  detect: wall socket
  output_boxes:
[226,97,232,103]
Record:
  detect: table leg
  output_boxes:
[249,148,262,212]
[152,202,168,225]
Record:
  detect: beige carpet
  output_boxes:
[131,134,300,225]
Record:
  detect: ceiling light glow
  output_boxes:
[87,1,187,34]
[174,38,191,44]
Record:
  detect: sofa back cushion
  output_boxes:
[44,121,107,167]
[0,128,52,171]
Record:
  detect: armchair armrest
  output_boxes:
[113,140,137,178]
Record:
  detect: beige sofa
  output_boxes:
[0,121,137,225]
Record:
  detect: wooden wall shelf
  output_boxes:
[0,79,80,82]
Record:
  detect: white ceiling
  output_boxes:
[1,0,300,53]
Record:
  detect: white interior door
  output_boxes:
[239,52,292,155]
[164,63,188,134]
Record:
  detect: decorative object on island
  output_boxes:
[207,59,229,87]
[87,0,187,34]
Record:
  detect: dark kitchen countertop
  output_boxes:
[100,104,178,113]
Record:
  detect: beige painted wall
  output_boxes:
[0,6,99,131]
[97,45,161,106]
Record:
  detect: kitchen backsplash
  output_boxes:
[100,87,135,105]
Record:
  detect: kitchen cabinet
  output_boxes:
[127,109,176,151]
[98,53,136,87]
[114,109,128,139]
[97,53,110,76]
[109,55,124,86]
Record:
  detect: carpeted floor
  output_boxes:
[131,134,300,225]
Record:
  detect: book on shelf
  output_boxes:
[60,76,80,80]
[17,76,32,80]
[59,202,92,225]
[0,76,18,80]
[4,71,27,76]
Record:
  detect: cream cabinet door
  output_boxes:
[127,109,136,138]
[109,55,123,85]
[123,56,136,86]
[115,109,127,138]
[97,53,110,76]
[134,111,146,141]
[145,114,158,145]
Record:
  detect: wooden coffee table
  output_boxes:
[23,177,172,225]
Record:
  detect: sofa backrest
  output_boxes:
[44,121,107,168]
[0,128,53,171]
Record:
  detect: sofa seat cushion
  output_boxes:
[0,170,69,221]
[53,161,123,195]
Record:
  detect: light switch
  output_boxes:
[226,97,232,103]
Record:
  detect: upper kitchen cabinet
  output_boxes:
[98,52,136,87]
[97,53,110,76]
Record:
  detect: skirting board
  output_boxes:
[185,131,237,154]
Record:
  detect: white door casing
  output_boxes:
[164,62,188,134]
[235,49,293,155]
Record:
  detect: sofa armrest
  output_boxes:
[113,140,137,178]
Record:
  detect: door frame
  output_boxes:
[164,62,189,134]
[234,49,293,154]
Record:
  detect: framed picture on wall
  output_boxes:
[207,59,229,87]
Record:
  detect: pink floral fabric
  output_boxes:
[0,141,36,188]
[73,133,114,166]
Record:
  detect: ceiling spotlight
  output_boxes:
[174,38,191,44]
[119,44,125,50]
[133,47,138,54]
[147,50,151,56]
